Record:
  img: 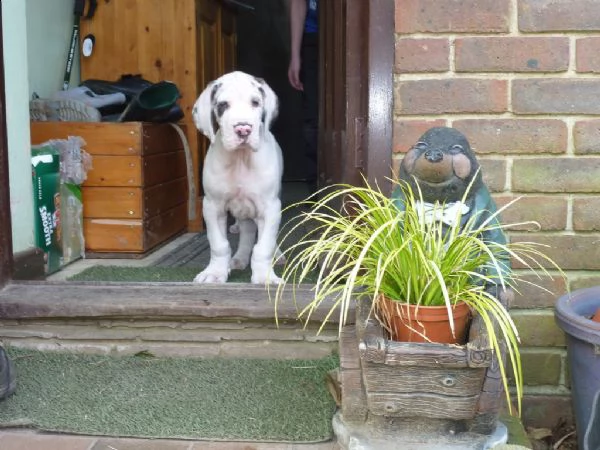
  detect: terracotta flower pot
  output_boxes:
[593,307,600,323]
[377,297,472,344]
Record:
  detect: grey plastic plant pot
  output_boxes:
[555,287,600,450]
[585,390,600,450]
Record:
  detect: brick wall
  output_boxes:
[393,0,600,426]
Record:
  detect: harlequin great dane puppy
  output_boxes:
[192,71,284,284]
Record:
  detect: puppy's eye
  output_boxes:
[251,98,260,107]
[215,101,229,117]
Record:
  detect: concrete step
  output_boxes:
[0,281,345,359]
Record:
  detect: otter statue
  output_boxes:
[391,126,510,297]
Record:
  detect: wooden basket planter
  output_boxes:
[340,301,504,435]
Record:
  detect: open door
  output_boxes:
[318,0,368,188]
[319,0,393,193]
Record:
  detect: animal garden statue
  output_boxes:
[392,126,511,297]
[333,127,512,450]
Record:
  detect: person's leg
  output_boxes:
[300,32,319,188]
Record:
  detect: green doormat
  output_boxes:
[0,348,338,442]
[68,266,255,282]
[67,265,316,283]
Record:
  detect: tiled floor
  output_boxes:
[0,430,339,450]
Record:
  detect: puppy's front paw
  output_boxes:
[229,220,240,234]
[251,270,282,285]
[193,267,229,283]
[229,257,249,270]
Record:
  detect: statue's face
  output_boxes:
[400,127,480,203]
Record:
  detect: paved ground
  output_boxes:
[0,429,339,449]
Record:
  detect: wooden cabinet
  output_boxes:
[31,122,188,255]
[79,0,237,232]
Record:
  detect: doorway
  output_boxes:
[1,0,393,284]
[234,0,309,183]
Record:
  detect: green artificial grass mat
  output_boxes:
[0,348,338,442]
[67,265,317,283]
[68,266,255,282]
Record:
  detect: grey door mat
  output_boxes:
[0,348,338,442]
[154,233,211,267]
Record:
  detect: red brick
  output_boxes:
[395,38,449,73]
[455,37,568,73]
[396,79,507,115]
[479,158,506,193]
[519,0,600,32]
[570,274,600,291]
[510,272,568,309]
[395,0,510,33]
[518,350,562,386]
[453,119,567,154]
[513,79,600,115]
[573,119,600,154]
[576,37,600,73]
[573,196,600,231]
[494,195,568,231]
[510,234,600,270]
[393,119,447,153]
[512,157,600,193]
[522,395,573,429]
[512,310,566,346]
[392,157,402,180]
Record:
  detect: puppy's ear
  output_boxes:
[192,81,220,143]
[256,78,279,129]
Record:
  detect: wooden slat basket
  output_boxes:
[31,122,189,256]
[339,300,505,435]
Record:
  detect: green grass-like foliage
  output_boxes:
[273,176,565,416]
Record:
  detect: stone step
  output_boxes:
[0,281,346,359]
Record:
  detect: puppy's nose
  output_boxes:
[234,123,253,138]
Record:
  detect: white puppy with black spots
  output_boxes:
[192,71,284,284]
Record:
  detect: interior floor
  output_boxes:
[48,181,314,282]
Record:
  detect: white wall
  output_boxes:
[26,0,80,98]
[2,0,34,252]
[1,0,79,253]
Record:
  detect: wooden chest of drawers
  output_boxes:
[31,122,189,254]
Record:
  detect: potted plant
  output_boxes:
[273,173,563,420]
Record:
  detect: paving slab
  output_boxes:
[0,430,339,450]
